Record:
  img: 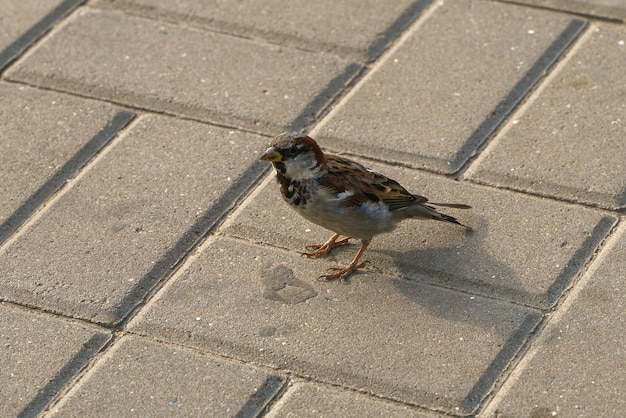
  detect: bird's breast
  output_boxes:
[280,179,396,240]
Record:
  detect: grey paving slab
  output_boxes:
[0,302,110,418]
[465,23,626,210]
[95,0,431,62]
[6,7,360,134]
[221,160,615,309]
[315,0,586,174]
[488,223,626,417]
[0,0,83,70]
[0,82,133,244]
[50,335,285,417]
[267,382,440,417]
[130,235,541,415]
[0,115,267,325]
[497,0,626,22]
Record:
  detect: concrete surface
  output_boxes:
[0,303,110,418]
[465,22,626,210]
[0,83,131,243]
[0,0,624,416]
[0,116,267,325]
[316,0,586,173]
[5,7,361,134]
[49,335,285,417]
[266,382,437,417]
[497,0,626,22]
[129,236,541,415]
[93,0,430,62]
[484,223,626,417]
[0,0,83,70]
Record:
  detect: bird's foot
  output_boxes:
[302,234,352,258]
[318,260,370,282]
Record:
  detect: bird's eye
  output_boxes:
[285,145,299,157]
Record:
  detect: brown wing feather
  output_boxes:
[321,155,425,211]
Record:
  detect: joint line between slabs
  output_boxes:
[0,111,137,251]
[479,217,625,416]
[0,0,86,74]
[455,17,589,179]
[309,0,442,138]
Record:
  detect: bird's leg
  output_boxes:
[302,233,352,258]
[319,240,371,282]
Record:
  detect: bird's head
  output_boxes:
[260,132,326,180]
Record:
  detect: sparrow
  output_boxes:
[260,132,471,281]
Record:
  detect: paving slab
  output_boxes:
[0,115,267,325]
[6,7,360,133]
[465,22,626,210]
[0,0,83,70]
[51,336,285,417]
[315,0,586,173]
[267,382,440,417]
[221,161,615,309]
[130,235,541,415]
[497,0,626,22]
[0,82,133,244]
[50,335,284,417]
[0,302,110,418]
[94,0,430,61]
[487,223,626,417]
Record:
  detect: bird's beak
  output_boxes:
[260,147,283,162]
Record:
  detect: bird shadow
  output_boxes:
[299,216,542,415]
[374,217,541,414]
[368,216,529,312]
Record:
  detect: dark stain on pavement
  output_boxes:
[261,264,317,304]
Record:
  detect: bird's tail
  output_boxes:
[429,202,472,210]
[409,202,471,228]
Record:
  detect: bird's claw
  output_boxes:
[302,236,352,258]
[317,260,370,282]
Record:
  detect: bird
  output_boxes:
[260,132,471,281]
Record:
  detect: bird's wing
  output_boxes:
[320,155,427,211]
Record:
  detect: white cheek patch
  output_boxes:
[337,190,354,200]
[284,152,319,180]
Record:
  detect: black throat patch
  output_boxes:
[273,161,286,174]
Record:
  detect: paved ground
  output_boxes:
[1,0,624,417]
